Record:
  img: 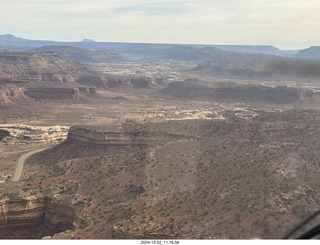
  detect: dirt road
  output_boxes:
[11,148,46,181]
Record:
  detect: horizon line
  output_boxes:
[0,33,317,51]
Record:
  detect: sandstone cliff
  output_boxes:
[0,86,97,107]
[106,76,168,89]
[24,86,97,101]
[66,126,132,146]
[27,120,182,165]
[0,88,26,107]
[65,121,177,147]
[0,183,75,239]
[0,52,106,87]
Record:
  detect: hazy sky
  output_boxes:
[1,0,320,49]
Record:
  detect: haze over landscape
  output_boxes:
[1,0,320,241]
[1,0,320,49]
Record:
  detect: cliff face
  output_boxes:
[66,125,151,147]
[0,52,77,84]
[106,76,168,89]
[0,129,9,141]
[24,86,97,100]
[0,196,75,239]
[0,88,26,107]
[67,126,131,146]
[0,52,106,87]
[0,86,97,106]
[27,122,174,165]
[0,51,105,108]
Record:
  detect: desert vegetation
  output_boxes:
[0,38,320,239]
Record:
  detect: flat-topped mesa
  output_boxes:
[0,52,76,84]
[26,121,182,165]
[66,124,151,147]
[0,52,106,87]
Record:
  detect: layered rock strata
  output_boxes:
[28,121,179,165]
[0,52,106,87]
[0,86,97,106]
[66,124,155,147]
[106,76,168,89]
[0,195,75,239]
[0,88,25,107]
[24,86,97,100]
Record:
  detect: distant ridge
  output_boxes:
[296,46,320,59]
[0,34,299,57]
[210,45,281,55]
[0,34,25,41]
[31,45,125,63]
[0,34,55,50]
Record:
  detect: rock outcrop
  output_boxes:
[0,195,75,239]
[66,123,154,147]
[24,86,97,100]
[32,46,125,63]
[0,86,97,106]
[0,129,9,141]
[0,88,26,107]
[66,126,132,146]
[0,51,106,87]
[27,121,177,165]
[106,76,168,89]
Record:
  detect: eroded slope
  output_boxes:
[23,111,320,239]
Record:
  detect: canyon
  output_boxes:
[0,183,75,239]
[1,38,320,239]
[22,111,320,239]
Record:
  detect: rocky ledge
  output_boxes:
[0,86,97,106]
[24,86,97,100]
[0,129,9,141]
[0,88,26,107]
[106,75,168,89]
[0,52,106,87]
[66,122,154,147]
[0,183,75,239]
